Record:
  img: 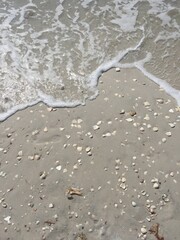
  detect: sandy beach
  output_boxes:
[0,68,180,240]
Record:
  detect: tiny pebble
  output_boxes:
[166,132,172,137]
[169,123,175,128]
[86,147,91,152]
[150,205,156,213]
[129,111,136,116]
[144,115,150,121]
[73,164,78,170]
[49,203,54,208]
[144,102,150,107]
[4,216,11,224]
[162,138,167,143]
[34,154,41,160]
[77,146,83,152]
[56,165,62,171]
[120,109,125,114]
[7,133,12,138]
[153,182,160,189]
[152,127,158,132]
[115,67,121,72]
[141,227,147,234]
[40,171,47,180]
[140,127,144,132]
[156,98,164,104]
[121,177,126,183]
[18,150,23,156]
[93,125,100,130]
[132,201,137,207]
[126,118,133,122]
[44,127,48,132]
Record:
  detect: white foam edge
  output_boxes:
[37,90,84,107]
[0,91,84,122]
[0,100,40,122]
[116,53,180,106]
[87,32,145,88]
[88,46,180,106]
[135,64,180,106]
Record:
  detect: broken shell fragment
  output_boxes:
[66,187,82,197]
[129,111,136,116]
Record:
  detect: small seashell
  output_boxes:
[129,111,136,116]
[66,187,82,196]
[144,115,150,121]
[156,98,164,104]
[49,203,54,208]
[77,119,83,124]
[140,127,144,132]
[18,150,23,156]
[169,123,175,128]
[93,125,99,130]
[141,227,147,234]
[153,182,160,189]
[170,172,174,177]
[144,101,150,107]
[151,178,158,183]
[7,133,12,138]
[44,127,48,132]
[47,107,53,112]
[132,201,137,207]
[56,165,62,171]
[73,164,78,170]
[166,132,172,137]
[120,109,125,114]
[105,132,111,137]
[86,147,91,153]
[39,171,47,180]
[152,127,158,132]
[150,205,156,214]
[121,177,126,183]
[126,118,133,122]
[87,151,92,156]
[77,146,83,152]
[34,154,41,160]
[120,183,126,190]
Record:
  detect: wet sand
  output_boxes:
[0,68,180,240]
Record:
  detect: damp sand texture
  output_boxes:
[0,69,180,239]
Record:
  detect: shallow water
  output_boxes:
[0,0,180,120]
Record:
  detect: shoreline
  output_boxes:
[1,64,180,123]
[0,68,180,240]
